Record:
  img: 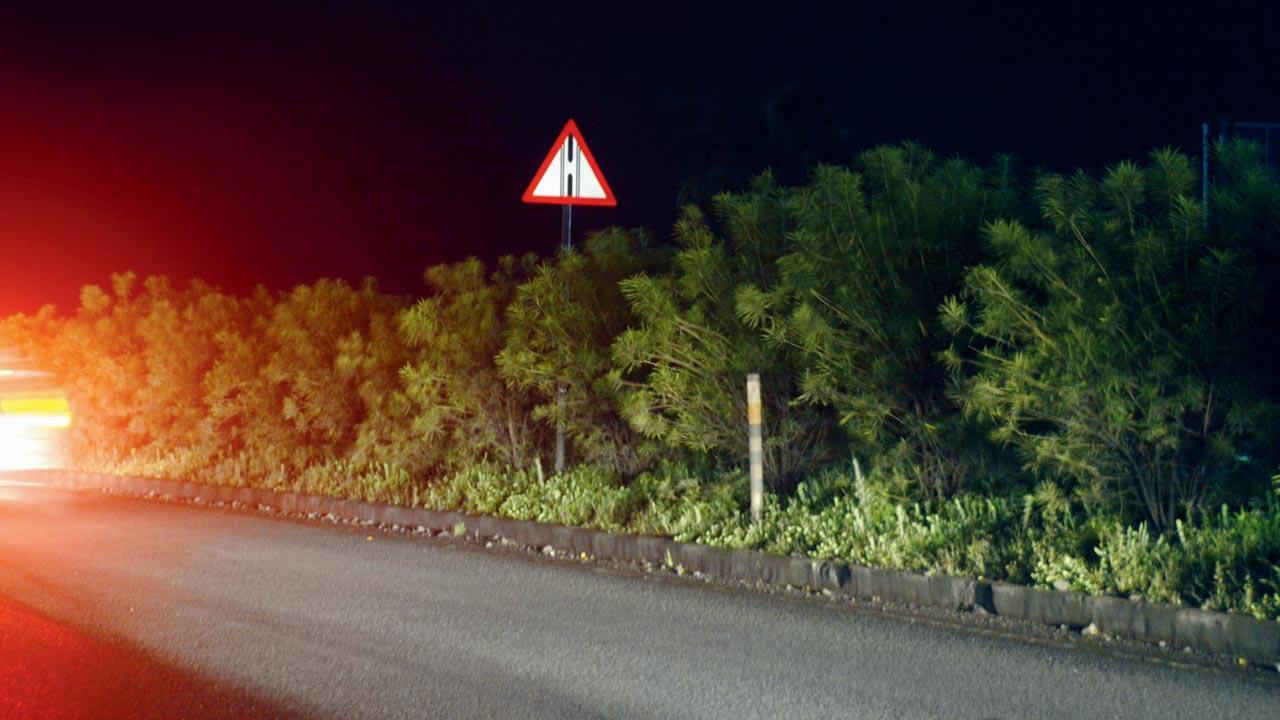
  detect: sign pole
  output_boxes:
[561,204,573,251]
[555,204,573,473]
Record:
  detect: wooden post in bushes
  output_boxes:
[747,373,764,524]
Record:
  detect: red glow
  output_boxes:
[0,59,438,316]
[0,597,302,719]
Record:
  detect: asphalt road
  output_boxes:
[0,481,1275,719]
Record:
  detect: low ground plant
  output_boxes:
[692,464,1019,578]
[1033,503,1280,619]
[82,444,1280,621]
[420,461,742,537]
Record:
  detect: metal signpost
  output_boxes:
[522,119,617,473]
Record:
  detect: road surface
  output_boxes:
[0,480,1275,719]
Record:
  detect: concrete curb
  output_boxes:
[37,470,1280,665]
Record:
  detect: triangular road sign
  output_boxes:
[522,119,617,206]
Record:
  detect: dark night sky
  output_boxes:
[0,1,1275,314]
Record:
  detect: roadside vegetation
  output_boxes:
[4,141,1278,620]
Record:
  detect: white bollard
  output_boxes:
[746,373,763,524]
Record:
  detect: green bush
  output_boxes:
[612,181,835,486]
[398,257,544,473]
[498,229,660,475]
[739,149,1023,499]
[944,143,1280,528]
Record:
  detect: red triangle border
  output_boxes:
[521,119,617,207]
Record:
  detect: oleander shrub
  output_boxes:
[944,142,1280,529]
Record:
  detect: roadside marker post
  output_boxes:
[522,119,617,473]
[746,373,764,524]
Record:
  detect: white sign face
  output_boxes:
[522,119,617,206]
